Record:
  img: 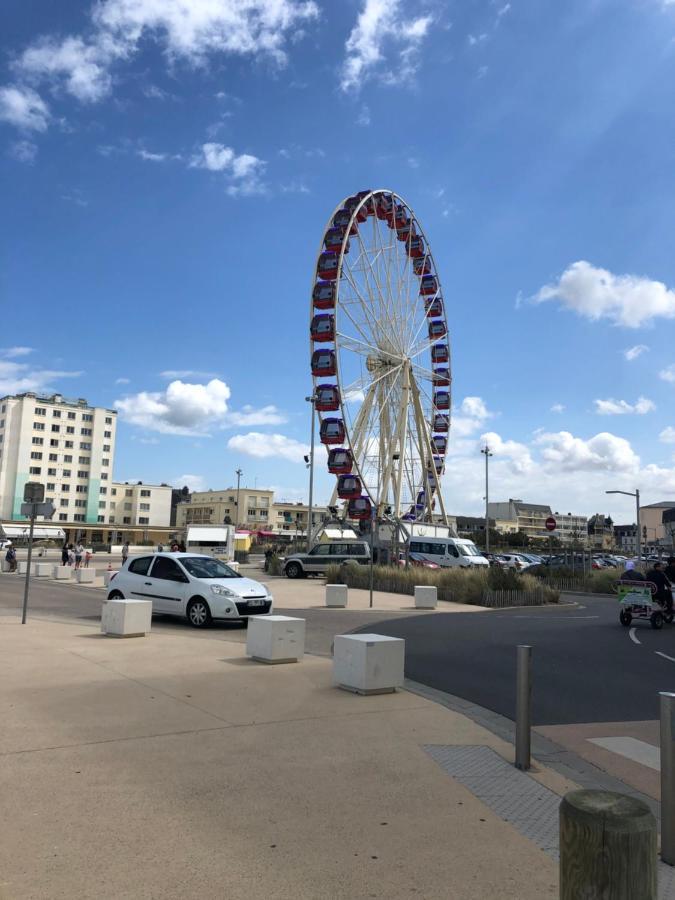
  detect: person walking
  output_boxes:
[61,543,69,566]
[122,541,129,566]
[75,542,84,569]
[157,543,164,553]
[67,546,75,567]
[5,544,17,573]
[84,549,92,568]
[646,561,673,615]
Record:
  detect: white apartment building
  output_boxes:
[108,482,172,531]
[551,512,589,546]
[176,487,274,531]
[0,392,116,526]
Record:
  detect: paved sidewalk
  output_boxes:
[0,617,562,900]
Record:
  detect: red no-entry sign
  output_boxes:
[545,516,557,532]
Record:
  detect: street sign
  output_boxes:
[20,501,55,519]
[23,481,44,503]
[545,516,557,532]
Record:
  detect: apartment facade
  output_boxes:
[272,501,328,537]
[176,487,275,531]
[550,512,589,546]
[108,482,172,532]
[488,499,553,542]
[0,392,116,525]
[639,501,675,546]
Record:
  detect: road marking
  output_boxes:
[504,615,599,620]
[588,736,660,771]
[629,627,641,645]
[656,651,675,663]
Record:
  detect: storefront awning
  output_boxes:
[1,524,66,540]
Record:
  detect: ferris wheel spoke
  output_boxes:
[345,238,386,342]
[341,259,392,350]
[409,370,449,525]
[359,223,402,356]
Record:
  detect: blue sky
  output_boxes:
[2,0,675,521]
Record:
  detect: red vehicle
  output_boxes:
[320,418,345,445]
[327,447,353,474]
[332,209,358,235]
[428,320,447,340]
[433,368,451,386]
[433,414,449,432]
[311,349,336,377]
[337,473,362,499]
[425,298,444,318]
[413,257,431,276]
[324,227,349,253]
[347,496,372,520]
[420,274,438,295]
[397,552,440,570]
[431,343,449,364]
[317,252,339,281]
[406,235,425,258]
[433,390,450,409]
[313,281,336,310]
[310,314,335,342]
[315,384,340,412]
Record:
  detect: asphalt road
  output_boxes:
[356,596,675,726]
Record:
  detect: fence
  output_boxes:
[482,588,549,609]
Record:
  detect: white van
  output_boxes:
[407,537,489,569]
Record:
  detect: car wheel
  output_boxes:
[651,612,664,630]
[108,590,124,600]
[186,598,212,628]
[619,609,632,627]
[285,562,303,579]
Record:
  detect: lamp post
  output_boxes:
[305,394,318,552]
[235,468,243,531]
[481,444,493,554]
[606,488,641,567]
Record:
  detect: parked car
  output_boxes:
[283,541,371,578]
[397,551,441,570]
[406,537,489,568]
[106,553,273,628]
[498,554,532,570]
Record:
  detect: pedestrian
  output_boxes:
[646,561,673,615]
[61,543,69,566]
[619,560,644,582]
[68,546,75,567]
[75,542,84,569]
[179,541,186,553]
[84,549,92,568]
[157,543,164,553]
[665,556,675,583]
[122,541,129,566]
[5,544,17,573]
[170,541,179,552]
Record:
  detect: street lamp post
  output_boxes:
[606,488,641,567]
[305,394,318,553]
[481,444,493,554]
[235,468,243,531]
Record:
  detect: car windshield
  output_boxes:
[180,557,241,579]
[458,543,481,557]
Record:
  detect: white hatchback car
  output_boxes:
[107,552,274,628]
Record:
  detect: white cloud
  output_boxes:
[18,34,123,103]
[138,149,168,161]
[227,432,310,462]
[1,346,34,358]
[624,344,648,361]
[535,430,639,473]
[660,364,675,383]
[533,260,675,328]
[0,360,82,396]
[356,105,371,126]
[594,396,655,415]
[480,430,533,474]
[468,33,488,46]
[550,403,565,414]
[159,369,216,379]
[223,405,287,427]
[451,396,493,438]
[8,140,38,163]
[341,0,432,91]
[115,378,232,435]
[115,376,130,384]
[497,3,511,16]
[0,85,49,131]
[190,142,266,195]
[172,474,206,492]
[660,427,675,444]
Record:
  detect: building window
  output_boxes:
[82,414,93,422]
[102,459,109,466]
[109,516,115,523]
[59,514,68,522]
[67,411,76,420]
[78,457,90,465]
[62,484,70,492]
[63,454,72,462]
[104,430,111,438]
[124,503,132,510]
[60,499,69,507]
[140,489,151,497]
[77,470,88,479]
[74,514,85,522]
[103,444,110,452]
[101,473,108,480]
[140,503,150,511]
[125,490,133,497]
[46,482,55,491]
[35,407,46,416]
[32,436,43,445]
[50,439,59,447]
[105,416,112,424]
[75,499,86,508]
[111,488,117,496]
[34,422,44,431]
[52,410,61,418]
[29,466,41,474]
[49,453,57,461]
[30,451,42,460]
[99,501,106,509]
[80,428,92,436]
[100,487,107,495]
[65,441,73,449]
[76,485,87,493]
[80,442,91,450]
[97,515,105,523]
[66,426,75,434]
[48,468,57,476]
[123,517,131,524]
[51,424,60,433]
[139,517,149,525]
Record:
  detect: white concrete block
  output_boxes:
[333,634,405,695]
[17,561,35,575]
[103,570,119,587]
[75,568,96,584]
[101,599,152,637]
[1,560,10,573]
[326,584,348,608]
[247,615,305,664]
[414,586,437,609]
[227,561,240,573]
[35,563,52,577]
[53,565,72,580]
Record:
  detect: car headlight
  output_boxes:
[211,585,237,597]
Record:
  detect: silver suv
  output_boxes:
[284,541,371,578]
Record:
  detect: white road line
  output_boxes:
[656,651,675,663]
[629,627,641,645]
[588,736,660,771]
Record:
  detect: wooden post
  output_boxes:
[560,790,656,900]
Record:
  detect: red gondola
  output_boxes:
[311,349,336,377]
[310,314,335,342]
[432,435,447,454]
[433,368,451,386]
[333,209,358,235]
[320,418,345,445]
[324,227,349,254]
[396,220,414,242]
[428,320,447,340]
[431,343,449,364]
[433,391,450,410]
[327,447,353,474]
[424,298,444,318]
[376,193,394,221]
[394,204,409,230]
[347,496,372,520]
[337,473,362,500]
[315,384,340,412]
[317,252,339,281]
[313,281,336,310]
[413,257,432,276]
[406,235,425,258]
[433,414,450,432]
[355,190,375,215]
[344,195,368,223]
[420,274,438,296]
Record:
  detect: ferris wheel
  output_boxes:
[310,189,451,525]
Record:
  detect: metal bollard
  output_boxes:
[515,644,532,770]
[661,692,675,865]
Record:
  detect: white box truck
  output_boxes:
[185,525,235,561]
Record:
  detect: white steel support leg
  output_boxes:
[410,370,449,526]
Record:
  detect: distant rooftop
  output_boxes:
[642,501,675,509]
[0,392,116,414]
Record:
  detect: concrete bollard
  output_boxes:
[103,570,119,587]
[1,560,11,573]
[326,584,348,608]
[35,563,52,577]
[75,568,96,584]
[101,599,152,637]
[333,634,405,695]
[53,565,72,580]
[560,790,656,899]
[17,561,34,575]
[247,615,305,664]
[414,586,437,609]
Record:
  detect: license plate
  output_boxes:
[247,598,264,607]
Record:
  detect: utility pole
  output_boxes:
[305,394,317,552]
[481,444,493,554]
[235,468,243,531]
